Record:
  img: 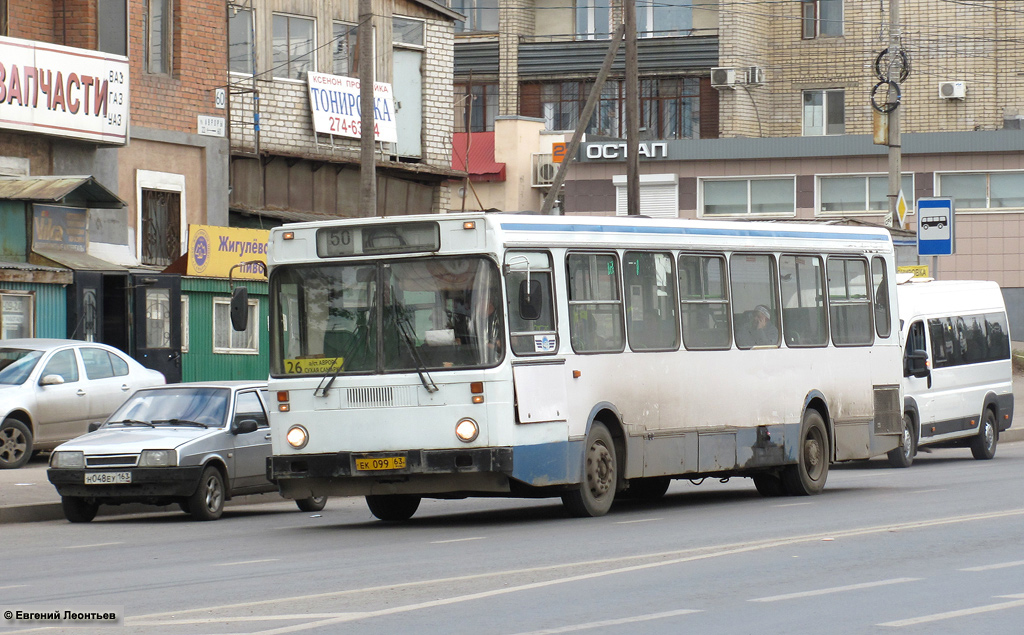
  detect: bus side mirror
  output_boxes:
[230,287,249,331]
[905,350,930,378]
[519,279,543,320]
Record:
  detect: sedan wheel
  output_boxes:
[0,418,33,470]
[188,466,225,521]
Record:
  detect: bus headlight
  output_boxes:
[455,418,479,443]
[286,425,309,449]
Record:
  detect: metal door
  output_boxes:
[393,48,422,157]
[132,273,182,383]
[68,271,103,342]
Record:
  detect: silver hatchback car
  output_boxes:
[47,381,327,522]
[1,339,166,469]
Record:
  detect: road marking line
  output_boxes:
[0,584,28,590]
[751,577,920,603]
[63,542,123,549]
[131,613,366,626]
[507,609,702,635]
[214,559,280,567]
[431,537,486,544]
[126,507,1024,627]
[961,559,1024,572]
[908,488,948,495]
[614,518,662,524]
[878,597,1024,627]
[773,502,812,508]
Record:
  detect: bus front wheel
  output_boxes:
[562,421,617,517]
[886,414,916,468]
[782,410,829,496]
[366,494,421,521]
[969,409,998,460]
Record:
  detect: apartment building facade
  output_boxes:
[452,0,1024,334]
[226,0,462,219]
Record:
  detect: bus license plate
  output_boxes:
[85,472,132,485]
[354,456,406,471]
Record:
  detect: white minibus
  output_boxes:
[891,278,1015,467]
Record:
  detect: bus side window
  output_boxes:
[729,253,780,349]
[779,255,827,347]
[827,257,873,347]
[505,251,557,356]
[679,254,731,350]
[567,252,624,353]
[904,320,928,377]
[872,256,891,338]
[624,251,679,352]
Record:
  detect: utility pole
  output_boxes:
[887,0,901,228]
[624,0,640,216]
[358,0,376,217]
[540,24,626,216]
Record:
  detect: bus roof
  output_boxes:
[896,279,1006,322]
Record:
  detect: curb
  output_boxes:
[0,492,287,525]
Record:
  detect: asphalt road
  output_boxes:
[4,440,1024,635]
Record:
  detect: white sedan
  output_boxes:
[0,339,165,469]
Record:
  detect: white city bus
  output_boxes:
[252,213,903,520]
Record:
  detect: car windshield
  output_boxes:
[270,256,503,376]
[107,387,230,428]
[0,349,43,385]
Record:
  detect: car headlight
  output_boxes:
[51,451,84,469]
[286,425,309,449]
[455,418,479,443]
[139,449,177,467]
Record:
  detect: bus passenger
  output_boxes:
[749,304,779,346]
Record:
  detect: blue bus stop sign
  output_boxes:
[917,197,955,256]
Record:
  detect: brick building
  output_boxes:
[226,0,462,220]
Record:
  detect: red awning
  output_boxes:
[451,132,506,182]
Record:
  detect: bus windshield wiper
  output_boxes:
[152,419,210,428]
[109,419,155,427]
[394,308,438,393]
[314,356,345,397]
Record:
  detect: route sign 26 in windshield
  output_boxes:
[917,197,955,256]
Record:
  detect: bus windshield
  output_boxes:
[270,256,504,376]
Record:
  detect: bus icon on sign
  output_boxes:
[921,216,946,229]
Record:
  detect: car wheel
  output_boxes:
[970,409,998,460]
[886,414,916,468]
[0,418,33,470]
[296,495,328,512]
[62,496,98,523]
[365,495,420,521]
[188,466,225,521]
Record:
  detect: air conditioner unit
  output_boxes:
[532,153,557,187]
[938,81,966,100]
[711,67,739,89]
[746,66,765,86]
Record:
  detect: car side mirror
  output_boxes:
[39,374,65,386]
[232,419,259,435]
[230,287,249,331]
[905,350,930,378]
[519,279,543,321]
[88,422,103,432]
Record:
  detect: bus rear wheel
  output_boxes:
[969,409,998,460]
[366,494,420,521]
[562,421,617,517]
[782,410,829,496]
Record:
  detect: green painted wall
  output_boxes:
[0,201,28,261]
[0,281,67,338]
[180,277,269,382]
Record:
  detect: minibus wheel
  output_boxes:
[969,409,998,460]
[562,421,617,517]
[886,414,916,468]
[782,410,829,495]
[366,494,420,521]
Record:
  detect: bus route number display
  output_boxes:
[283,358,343,375]
[316,222,440,258]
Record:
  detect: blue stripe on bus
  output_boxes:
[511,440,583,486]
[499,222,890,242]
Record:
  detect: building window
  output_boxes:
[641,78,701,139]
[272,14,314,80]
[213,298,259,354]
[137,170,185,267]
[455,83,498,133]
[637,0,692,37]
[937,171,1024,210]
[700,178,796,217]
[452,0,498,33]
[332,22,358,77]
[229,6,254,74]
[818,174,914,214]
[802,0,843,38]
[98,0,127,55]
[803,89,844,135]
[1,291,34,339]
[613,174,679,217]
[393,16,424,48]
[575,0,611,40]
[144,0,173,74]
